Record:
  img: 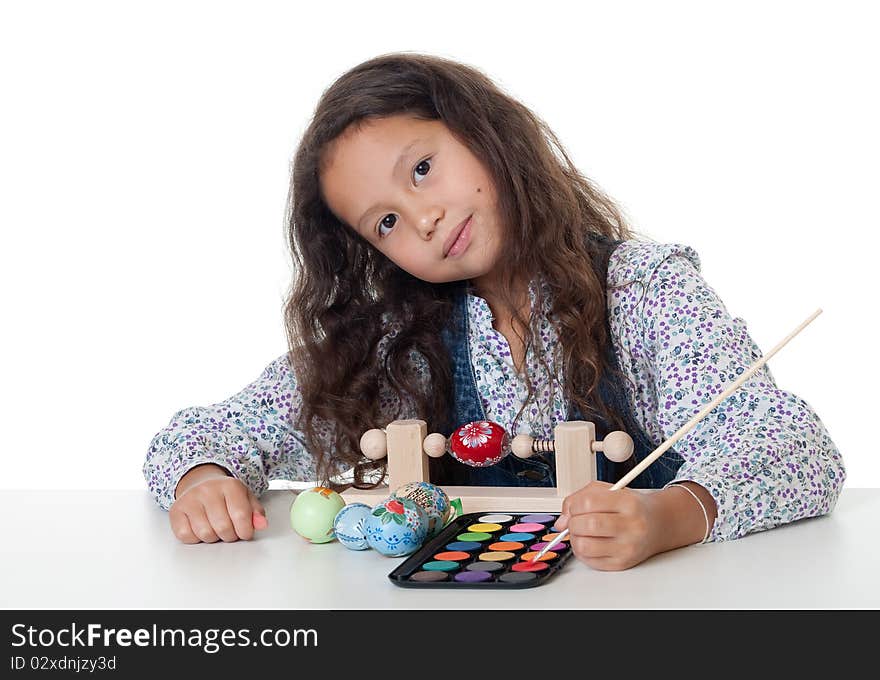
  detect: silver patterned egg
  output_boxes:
[332,502,372,550]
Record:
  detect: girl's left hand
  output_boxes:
[553,480,662,571]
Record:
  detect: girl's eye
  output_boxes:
[377,213,397,237]
[413,158,431,183]
[375,157,433,238]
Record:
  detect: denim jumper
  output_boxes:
[430,236,684,490]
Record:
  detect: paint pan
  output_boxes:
[388,511,572,589]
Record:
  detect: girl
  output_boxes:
[144,52,845,570]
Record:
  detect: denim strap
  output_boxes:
[433,236,684,489]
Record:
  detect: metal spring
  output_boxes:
[532,438,555,453]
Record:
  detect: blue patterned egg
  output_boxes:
[364,497,428,557]
[392,481,451,538]
[332,503,371,551]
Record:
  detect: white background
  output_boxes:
[1,1,876,491]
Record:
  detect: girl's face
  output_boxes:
[319,115,505,288]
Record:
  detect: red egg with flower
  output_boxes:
[448,420,510,467]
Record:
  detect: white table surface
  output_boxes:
[1,488,878,609]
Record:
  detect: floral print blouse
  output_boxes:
[144,240,845,542]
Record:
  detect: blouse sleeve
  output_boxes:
[637,249,846,542]
[144,329,425,511]
[143,353,333,511]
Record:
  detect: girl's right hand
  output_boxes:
[169,463,269,543]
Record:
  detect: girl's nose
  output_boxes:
[415,206,443,239]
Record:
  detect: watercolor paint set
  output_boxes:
[388,511,573,588]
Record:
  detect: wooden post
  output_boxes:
[385,419,428,489]
[554,421,595,497]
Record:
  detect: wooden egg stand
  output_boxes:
[340,419,634,513]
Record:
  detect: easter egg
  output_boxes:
[289,486,345,543]
[392,481,451,538]
[364,497,428,557]
[448,420,510,467]
[332,502,371,551]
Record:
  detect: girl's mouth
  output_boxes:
[446,215,472,258]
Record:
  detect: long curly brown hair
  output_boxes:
[284,52,645,489]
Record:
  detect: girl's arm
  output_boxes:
[634,248,846,542]
[144,326,420,513]
[143,353,334,511]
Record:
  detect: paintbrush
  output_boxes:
[530,308,823,563]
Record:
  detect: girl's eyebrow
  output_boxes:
[356,137,428,231]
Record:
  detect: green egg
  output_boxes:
[289,487,346,543]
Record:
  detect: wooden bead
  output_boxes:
[601,430,634,462]
[423,433,447,458]
[359,428,387,460]
[511,433,534,459]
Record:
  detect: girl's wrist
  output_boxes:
[647,482,718,554]
[174,463,232,499]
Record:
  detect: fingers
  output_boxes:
[562,480,623,517]
[171,506,220,544]
[169,477,264,544]
[204,487,260,542]
[569,534,644,571]
[556,481,618,532]
[169,508,202,544]
[250,496,269,531]
[567,511,621,539]
[221,488,256,542]
[569,534,616,560]
[251,511,268,531]
[559,482,652,571]
[575,553,635,572]
[564,513,622,566]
